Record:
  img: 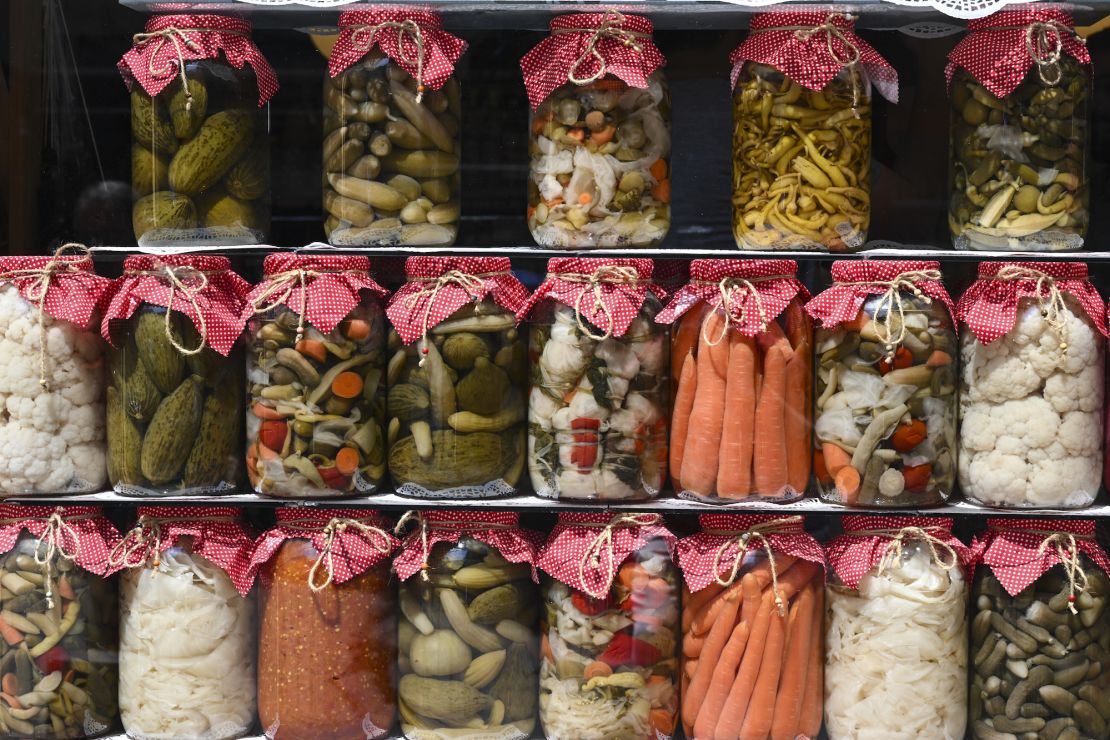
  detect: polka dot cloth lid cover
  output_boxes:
[0,505,121,578]
[328,7,467,92]
[110,506,256,596]
[118,14,278,105]
[804,259,956,329]
[250,508,398,586]
[729,11,899,103]
[656,259,809,337]
[945,8,1089,99]
[825,515,970,590]
[970,518,1110,597]
[956,261,1107,344]
[240,253,389,337]
[537,512,676,596]
[386,257,530,346]
[0,254,111,330]
[517,258,665,339]
[519,12,665,110]
[393,510,544,582]
[676,514,825,593]
[100,254,252,356]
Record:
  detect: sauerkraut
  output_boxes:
[825,545,968,740]
[119,548,256,740]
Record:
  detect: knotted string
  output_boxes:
[835,269,941,362]
[0,243,90,390]
[552,10,650,86]
[280,516,393,592]
[564,513,661,599]
[992,265,1071,353]
[550,266,643,341]
[132,26,245,111]
[394,511,516,582]
[108,515,239,570]
[346,20,430,101]
[703,517,801,616]
[124,265,211,356]
[250,269,320,344]
[759,14,863,106]
[402,270,494,365]
[0,509,95,610]
[851,526,959,577]
[691,275,791,346]
[1037,532,1091,614]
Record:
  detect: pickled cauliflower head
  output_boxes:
[958,299,1104,508]
[0,286,106,493]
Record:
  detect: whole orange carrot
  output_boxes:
[717,332,757,498]
[753,341,790,496]
[690,620,751,739]
[798,581,825,739]
[669,354,698,489]
[738,594,789,740]
[680,312,729,496]
[671,303,710,405]
[783,334,812,495]
[683,586,742,723]
[769,578,817,740]
[710,593,776,740]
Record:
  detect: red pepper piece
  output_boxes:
[36,646,69,675]
[571,592,614,616]
[317,465,350,489]
[599,631,662,668]
[571,417,601,430]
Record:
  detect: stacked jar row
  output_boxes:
[9,252,1110,510]
[6,506,1107,740]
[123,8,1091,253]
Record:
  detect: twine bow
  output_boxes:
[250,269,323,344]
[108,515,238,570]
[693,275,791,346]
[1018,21,1075,86]
[347,20,429,101]
[394,510,516,582]
[572,513,661,598]
[760,14,863,106]
[1038,532,1091,614]
[32,509,83,609]
[132,26,205,111]
[0,243,90,390]
[281,517,393,592]
[993,265,1071,353]
[552,266,642,341]
[125,264,210,356]
[403,270,489,364]
[705,517,799,616]
[856,526,959,576]
[837,269,940,362]
[553,10,649,86]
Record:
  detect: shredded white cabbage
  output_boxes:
[825,546,968,740]
[119,549,256,740]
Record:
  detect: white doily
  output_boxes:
[394,478,517,499]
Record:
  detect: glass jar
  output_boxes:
[970,563,1110,739]
[0,284,107,495]
[825,540,967,739]
[131,60,270,247]
[539,537,679,739]
[387,299,527,498]
[119,540,256,740]
[323,55,460,247]
[397,538,539,738]
[815,293,958,507]
[258,539,396,739]
[959,296,1104,508]
[107,304,243,496]
[527,74,672,249]
[681,553,823,739]
[671,298,811,502]
[527,298,669,501]
[0,533,118,738]
[247,302,387,498]
[732,62,871,252]
[949,61,1089,251]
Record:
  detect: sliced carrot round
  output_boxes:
[335,446,361,476]
[332,371,364,399]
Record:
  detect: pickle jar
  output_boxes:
[970,521,1110,740]
[537,514,679,740]
[947,10,1090,251]
[523,259,669,502]
[394,512,542,738]
[323,10,465,247]
[102,256,249,497]
[244,255,389,499]
[0,506,120,739]
[824,518,968,740]
[120,15,277,247]
[661,260,812,502]
[255,510,398,739]
[0,254,110,496]
[957,262,1106,509]
[115,509,256,740]
[729,12,897,252]
[807,261,958,507]
[523,14,671,249]
[677,515,824,739]
[385,257,530,498]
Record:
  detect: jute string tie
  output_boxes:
[0,509,94,609]
[692,274,791,345]
[758,14,863,106]
[1037,532,1091,614]
[851,526,959,578]
[124,265,212,356]
[280,516,393,592]
[402,270,497,365]
[0,243,90,390]
[550,266,642,341]
[347,20,430,101]
[552,10,650,86]
[564,513,661,599]
[835,269,940,362]
[992,265,1071,353]
[394,511,516,582]
[131,27,245,111]
[108,515,239,570]
[704,517,799,616]
[250,268,364,344]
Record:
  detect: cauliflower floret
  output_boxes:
[974,352,1043,402]
[1045,363,1103,413]
[1059,410,1102,456]
[964,452,1029,505]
